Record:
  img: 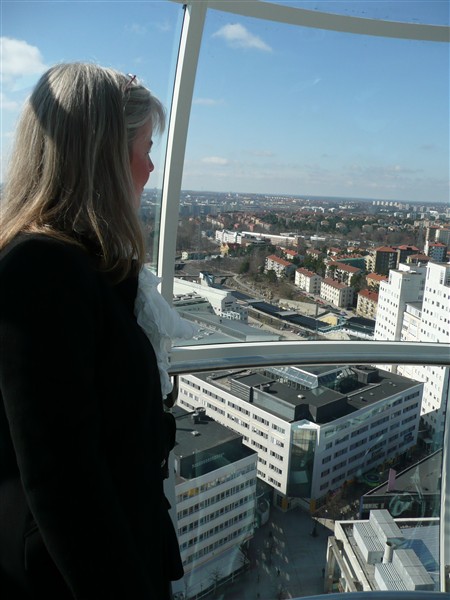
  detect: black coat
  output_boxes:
[0,234,183,599]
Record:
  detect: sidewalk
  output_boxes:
[211,507,332,599]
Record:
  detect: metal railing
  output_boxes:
[170,340,450,375]
[168,339,450,594]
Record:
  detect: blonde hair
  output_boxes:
[0,62,165,281]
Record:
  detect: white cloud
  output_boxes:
[125,23,147,35]
[157,20,172,33]
[212,24,272,52]
[202,156,229,165]
[1,37,47,78]
[193,97,223,106]
[0,92,20,111]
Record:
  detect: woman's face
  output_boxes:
[129,120,154,209]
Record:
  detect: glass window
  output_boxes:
[170,0,449,349]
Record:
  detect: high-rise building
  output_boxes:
[374,261,450,442]
[425,241,448,262]
[371,247,399,275]
[374,264,426,345]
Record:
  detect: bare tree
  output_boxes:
[209,567,223,598]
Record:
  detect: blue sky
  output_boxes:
[1,0,449,203]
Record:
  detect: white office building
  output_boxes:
[374,264,427,346]
[374,261,450,441]
[173,406,258,599]
[174,276,248,322]
[177,366,423,509]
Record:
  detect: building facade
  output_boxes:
[374,264,426,344]
[295,267,322,294]
[265,255,296,279]
[374,261,450,442]
[320,277,354,308]
[371,246,399,275]
[173,406,258,598]
[356,289,379,320]
[177,367,423,509]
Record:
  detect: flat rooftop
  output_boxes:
[172,405,256,483]
[193,366,421,424]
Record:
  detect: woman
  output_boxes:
[0,63,184,599]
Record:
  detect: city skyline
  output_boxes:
[1,0,449,204]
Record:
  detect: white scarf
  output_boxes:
[134,266,198,398]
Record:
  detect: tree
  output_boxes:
[239,259,250,274]
[177,220,198,252]
[265,269,278,284]
[351,272,367,294]
[278,280,294,300]
[209,568,223,598]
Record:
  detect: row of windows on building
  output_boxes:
[180,516,254,564]
[177,465,255,504]
[180,377,286,433]
[179,493,255,534]
[318,430,415,492]
[321,420,416,467]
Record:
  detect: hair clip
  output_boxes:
[124,74,137,94]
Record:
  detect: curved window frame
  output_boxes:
[158,0,449,298]
[159,1,450,593]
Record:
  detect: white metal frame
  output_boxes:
[159,0,449,296]
[160,1,450,593]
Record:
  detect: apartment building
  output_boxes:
[356,289,379,320]
[435,228,450,246]
[425,241,448,262]
[242,231,299,247]
[173,406,258,598]
[295,267,322,294]
[398,262,450,440]
[325,261,362,285]
[215,229,240,244]
[320,277,354,308]
[374,264,427,344]
[396,245,420,265]
[264,255,296,279]
[215,228,269,248]
[177,366,423,510]
[370,246,399,275]
[426,225,450,246]
[374,261,450,441]
[282,248,300,261]
[366,272,388,290]
[406,253,430,266]
[327,256,367,272]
